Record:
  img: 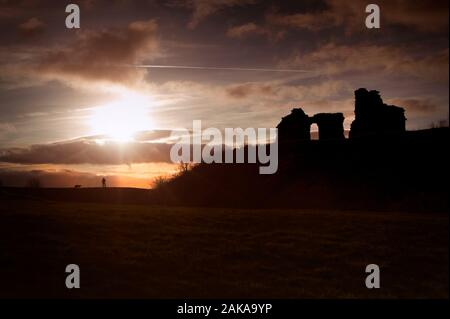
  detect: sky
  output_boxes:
[0,0,448,188]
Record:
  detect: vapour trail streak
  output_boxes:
[128,64,312,73]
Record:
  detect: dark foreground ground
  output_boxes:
[0,198,448,298]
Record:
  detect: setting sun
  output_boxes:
[88,92,153,141]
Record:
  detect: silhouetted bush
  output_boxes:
[177,162,194,176]
[153,176,169,190]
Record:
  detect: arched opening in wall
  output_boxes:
[344,117,352,138]
[310,123,319,140]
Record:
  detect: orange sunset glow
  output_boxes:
[0,0,448,188]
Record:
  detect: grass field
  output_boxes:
[0,199,448,298]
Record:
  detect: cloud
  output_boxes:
[226,22,285,41]
[225,80,350,102]
[132,130,191,143]
[266,0,448,33]
[266,6,342,32]
[0,0,101,18]
[227,22,267,38]
[382,0,449,32]
[173,0,256,29]
[0,0,41,19]
[35,19,160,87]
[226,82,274,98]
[387,98,439,115]
[18,17,46,37]
[141,78,355,130]
[0,123,17,141]
[0,123,16,133]
[0,139,173,165]
[279,43,449,82]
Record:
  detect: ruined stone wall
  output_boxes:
[350,88,406,138]
[277,108,311,142]
[277,88,406,143]
[312,113,345,140]
[277,108,345,142]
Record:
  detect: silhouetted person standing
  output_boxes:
[102,177,106,188]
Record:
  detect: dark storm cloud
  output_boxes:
[226,82,274,98]
[171,0,257,29]
[265,0,449,33]
[17,17,46,37]
[225,80,349,101]
[0,139,173,165]
[36,19,160,85]
[133,130,187,142]
[226,22,285,42]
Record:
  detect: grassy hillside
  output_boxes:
[0,199,447,298]
[1,129,447,212]
[152,128,448,211]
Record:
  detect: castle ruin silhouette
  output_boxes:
[277,88,406,141]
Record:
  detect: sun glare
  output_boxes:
[89,92,153,142]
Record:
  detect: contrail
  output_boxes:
[128,64,312,73]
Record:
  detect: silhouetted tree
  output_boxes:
[153,176,169,190]
[178,161,194,176]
